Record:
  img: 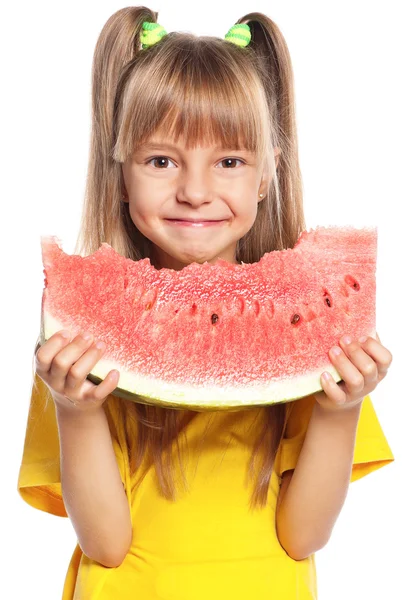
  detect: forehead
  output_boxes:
[138,136,252,153]
[134,100,255,153]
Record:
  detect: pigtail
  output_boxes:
[75,6,158,257]
[235,14,304,508]
[235,13,305,261]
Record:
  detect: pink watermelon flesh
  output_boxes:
[39,226,376,410]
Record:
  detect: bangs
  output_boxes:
[112,34,272,166]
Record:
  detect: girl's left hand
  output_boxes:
[314,333,393,412]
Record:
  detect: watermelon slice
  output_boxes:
[39,226,376,410]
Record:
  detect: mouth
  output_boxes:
[164,219,228,227]
[166,219,226,222]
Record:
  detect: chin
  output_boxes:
[166,243,210,262]
[179,251,212,265]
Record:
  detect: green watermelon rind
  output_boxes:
[41,312,351,411]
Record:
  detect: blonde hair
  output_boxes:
[43,6,306,508]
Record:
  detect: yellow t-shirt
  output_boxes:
[18,374,394,600]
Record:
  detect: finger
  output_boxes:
[339,337,378,386]
[357,335,393,379]
[328,343,365,396]
[63,371,119,409]
[64,339,107,394]
[35,330,72,374]
[320,372,347,405]
[50,333,94,391]
[82,369,120,403]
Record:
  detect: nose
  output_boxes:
[177,167,213,206]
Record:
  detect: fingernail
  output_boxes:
[341,335,352,345]
[96,340,106,351]
[331,346,342,356]
[322,372,331,381]
[60,330,70,339]
[82,332,92,341]
[359,336,367,343]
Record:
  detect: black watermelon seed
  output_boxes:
[344,275,360,291]
[325,297,332,307]
[291,314,301,325]
[211,313,219,324]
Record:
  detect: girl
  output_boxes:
[18,6,394,600]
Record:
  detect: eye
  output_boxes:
[217,158,245,169]
[145,156,246,169]
[146,156,175,169]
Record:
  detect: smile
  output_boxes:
[165,220,227,227]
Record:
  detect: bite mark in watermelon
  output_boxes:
[39,226,377,410]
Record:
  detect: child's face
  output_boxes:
[122,135,278,270]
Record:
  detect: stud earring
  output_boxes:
[259,193,264,198]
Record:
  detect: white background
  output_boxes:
[2,1,403,598]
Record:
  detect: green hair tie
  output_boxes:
[140,21,251,51]
[224,23,251,48]
[140,21,168,49]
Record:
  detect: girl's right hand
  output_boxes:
[35,330,120,414]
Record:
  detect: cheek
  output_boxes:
[126,181,152,212]
[234,196,259,221]
[127,194,161,233]
[239,200,260,233]
[128,199,147,226]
